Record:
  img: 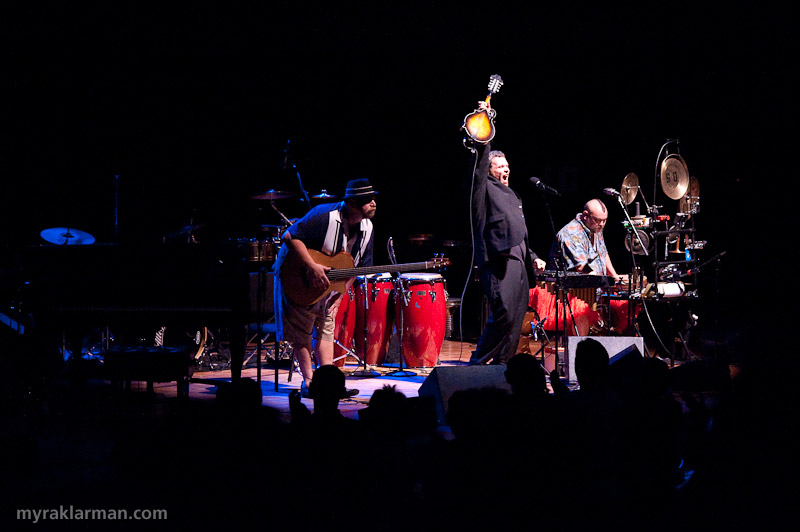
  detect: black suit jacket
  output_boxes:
[471,142,539,277]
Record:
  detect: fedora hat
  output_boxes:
[343,178,378,199]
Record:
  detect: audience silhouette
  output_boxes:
[12,328,791,531]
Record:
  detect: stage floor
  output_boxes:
[180,339,481,420]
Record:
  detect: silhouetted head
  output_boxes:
[309,364,346,403]
[505,352,547,395]
[575,338,610,389]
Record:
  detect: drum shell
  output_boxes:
[353,274,395,366]
[239,238,278,263]
[332,286,357,367]
[397,273,446,367]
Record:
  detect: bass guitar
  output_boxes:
[281,249,451,306]
[461,74,504,144]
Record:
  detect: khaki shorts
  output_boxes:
[280,292,343,348]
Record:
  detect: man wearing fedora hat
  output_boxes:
[273,178,378,398]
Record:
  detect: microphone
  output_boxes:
[603,187,621,197]
[387,237,397,265]
[529,177,561,196]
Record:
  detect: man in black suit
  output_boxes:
[469,102,546,365]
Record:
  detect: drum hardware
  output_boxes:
[679,176,700,217]
[384,272,418,377]
[374,236,418,377]
[332,338,363,367]
[350,273,385,378]
[643,281,686,299]
[623,216,652,229]
[608,179,650,258]
[658,264,683,282]
[40,227,95,246]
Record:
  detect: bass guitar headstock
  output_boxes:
[429,254,451,270]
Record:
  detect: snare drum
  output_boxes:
[353,273,395,366]
[397,273,446,367]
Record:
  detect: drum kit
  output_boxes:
[235,187,341,264]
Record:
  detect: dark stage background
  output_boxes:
[2,4,791,352]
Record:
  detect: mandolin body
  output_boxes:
[462,109,496,144]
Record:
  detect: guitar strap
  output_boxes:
[321,207,373,266]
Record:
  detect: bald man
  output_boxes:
[550,199,623,280]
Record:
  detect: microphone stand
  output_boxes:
[384,238,416,377]
[611,192,647,332]
[350,269,381,377]
[280,139,312,212]
[112,174,120,240]
[538,189,579,381]
[612,192,649,259]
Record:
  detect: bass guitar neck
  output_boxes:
[281,249,450,306]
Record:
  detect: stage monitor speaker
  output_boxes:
[418,365,511,425]
[564,336,644,385]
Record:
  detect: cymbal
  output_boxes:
[660,154,689,200]
[620,173,640,205]
[250,189,295,200]
[40,227,96,246]
[165,223,207,239]
[312,189,338,199]
[679,176,700,216]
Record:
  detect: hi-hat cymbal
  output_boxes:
[40,227,96,245]
[312,189,338,199]
[660,154,689,200]
[679,176,700,216]
[620,173,640,205]
[250,189,295,200]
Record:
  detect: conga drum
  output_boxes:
[397,273,447,367]
[353,273,395,366]
[332,286,357,367]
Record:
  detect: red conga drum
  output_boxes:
[607,299,640,335]
[332,286,356,367]
[528,284,601,337]
[397,273,446,367]
[353,273,395,366]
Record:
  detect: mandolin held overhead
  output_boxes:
[462,74,503,144]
